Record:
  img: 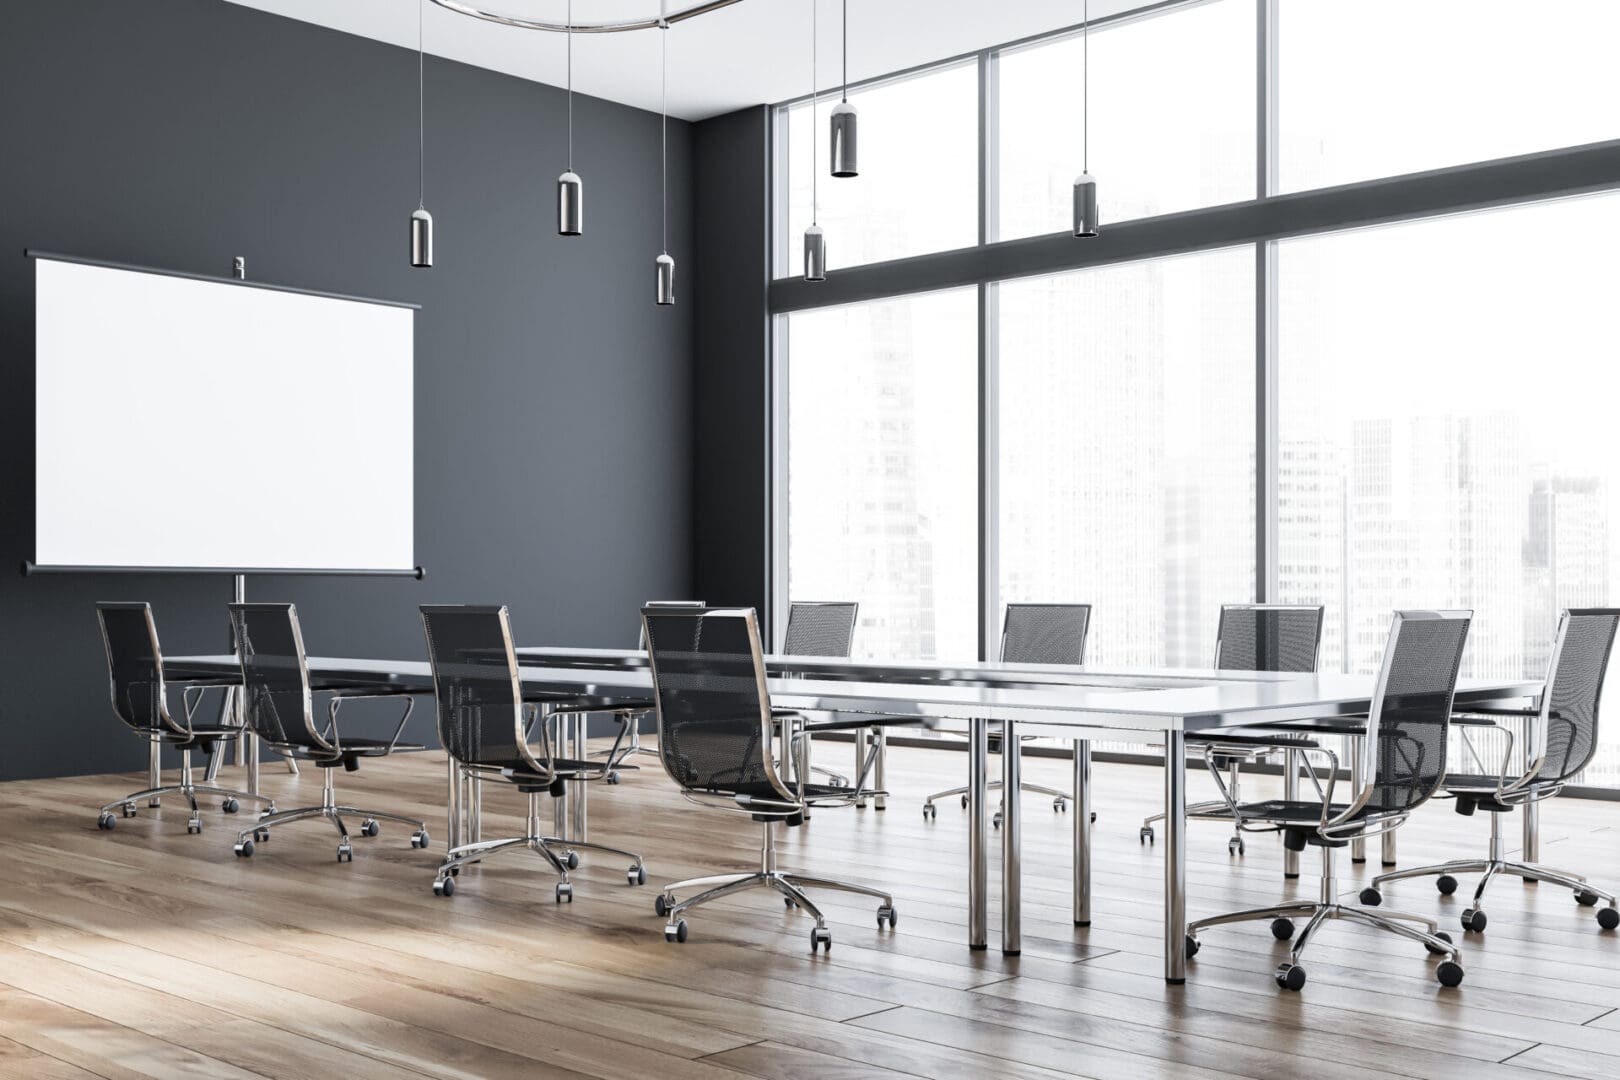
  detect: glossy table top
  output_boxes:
[166,651,1542,736]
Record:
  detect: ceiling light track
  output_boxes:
[426,0,746,35]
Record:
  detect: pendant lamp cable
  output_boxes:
[566,0,574,170]
[661,4,668,255]
[417,0,425,209]
[810,0,818,225]
[841,0,847,102]
[1082,0,1089,173]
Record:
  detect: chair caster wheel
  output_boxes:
[221,798,240,814]
[97,812,115,831]
[1090,811,1097,823]
[186,817,202,835]
[1228,837,1246,857]
[923,803,937,821]
[628,864,647,886]
[1270,918,1295,941]
[122,803,138,818]
[234,839,254,858]
[1598,907,1619,930]
[655,893,673,917]
[1576,889,1601,906]
[253,828,270,843]
[1184,935,1200,959]
[1436,874,1458,895]
[1359,887,1382,906]
[1460,908,1486,933]
[1054,798,1067,813]
[411,830,430,849]
[433,876,455,896]
[1425,930,1453,956]
[564,851,580,870]
[361,819,380,838]
[555,882,573,903]
[664,919,688,943]
[1140,826,1155,845]
[877,904,897,929]
[448,866,459,876]
[1436,960,1464,987]
[784,896,797,909]
[992,812,1002,830]
[810,926,832,952]
[1275,963,1307,991]
[960,794,969,810]
[337,844,354,863]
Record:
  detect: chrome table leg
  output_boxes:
[872,726,887,810]
[1350,734,1366,863]
[1002,719,1021,955]
[1283,746,1300,879]
[968,717,988,950]
[1165,729,1187,984]
[147,737,162,807]
[1074,738,1092,926]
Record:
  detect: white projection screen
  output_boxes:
[33,256,415,573]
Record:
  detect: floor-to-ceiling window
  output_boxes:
[771,0,1620,784]
[784,290,979,660]
[999,249,1255,667]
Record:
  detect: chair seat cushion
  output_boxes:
[1441,774,1516,814]
[1232,799,1377,848]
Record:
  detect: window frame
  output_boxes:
[767,0,1620,784]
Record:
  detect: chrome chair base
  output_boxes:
[922,778,1071,824]
[1188,842,1464,990]
[1366,812,1620,932]
[657,818,896,949]
[1142,757,1248,851]
[232,765,427,861]
[97,747,272,834]
[431,791,646,899]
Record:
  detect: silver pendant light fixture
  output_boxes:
[656,3,675,306]
[803,0,826,281]
[1072,0,1098,238]
[409,0,434,267]
[829,0,857,178]
[557,0,583,235]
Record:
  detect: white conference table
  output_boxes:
[171,650,1541,983]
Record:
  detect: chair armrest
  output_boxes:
[327,691,419,756]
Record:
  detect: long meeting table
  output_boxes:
[169,650,1540,983]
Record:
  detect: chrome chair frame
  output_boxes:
[644,607,894,949]
[1366,608,1620,931]
[922,603,1091,823]
[421,605,644,902]
[1187,611,1471,990]
[95,602,274,833]
[1141,603,1326,854]
[227,604,430,862]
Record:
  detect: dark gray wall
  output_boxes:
[690,106,771,618]
[0,0,694,779]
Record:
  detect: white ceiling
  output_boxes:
[222,0,1146,121]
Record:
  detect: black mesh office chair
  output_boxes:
[420,605,645,900]
[922,603,1091,823]
[1141,604,1325,854]
[778,601,862,791]
[583,600,707,771]
[227,603,430,862]
[1364,608,1620,933]
[642,607,895,949]
[1186,610,1472,991]
[94,602,274,833]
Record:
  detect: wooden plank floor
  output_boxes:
[3,742,1620,1079]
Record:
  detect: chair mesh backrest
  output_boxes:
[97,602,171,734]
[1536,609,1620,783]
[636,600,706,648]
[1214,605,1324,672]
[642,607,782,797]
[420,605,528,769]
[228,604,320,751]
[782,601,859,657]
[1365,611,1471,815]
[1001,604,1091,665]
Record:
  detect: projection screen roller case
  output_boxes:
[32,255,416,573]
